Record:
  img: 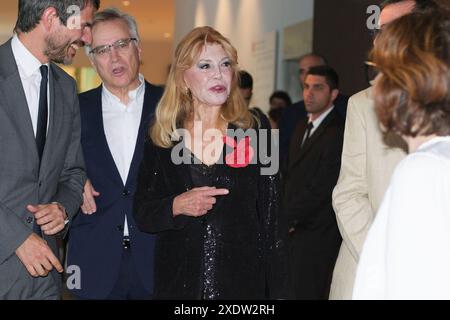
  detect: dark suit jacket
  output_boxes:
[133,123,290,299]
[67,82,163,299]
[0,39,86,298]
[282,108,344,299]
[279,94,348,163]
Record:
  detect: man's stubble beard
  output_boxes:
[44,34,81,65]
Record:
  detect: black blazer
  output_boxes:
[282,108,344,299]
[133,123,290,299]
[278,94,349,162]
[284,108,344,229]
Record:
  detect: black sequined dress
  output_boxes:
[190,156,220,299]
[133,124,290,299]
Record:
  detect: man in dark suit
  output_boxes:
[279,53,348,163]
[66,8,163,300]
[283,66,344,299]
[0,0,99,299]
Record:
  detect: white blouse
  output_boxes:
[353,136,450,300]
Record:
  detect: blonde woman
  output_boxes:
[133,26,288,299]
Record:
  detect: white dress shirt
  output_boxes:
[302,105,335,145]
[308,105,335,137]
[353,136,450,299]
[11,35,49,136]
[102,74,145,237]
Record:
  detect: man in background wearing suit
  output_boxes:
[66,8,163,300]
[279,53,348,163]
[0,0,99,299]
[329,0,440,300]
[283,66,344,299]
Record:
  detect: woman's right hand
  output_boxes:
[172,187,229,217]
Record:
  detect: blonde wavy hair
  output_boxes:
[151,26,256,148]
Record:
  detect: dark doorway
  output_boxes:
[313,0,382,96]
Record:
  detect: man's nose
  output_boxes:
[109,47,120,60]
[303,89,311,99]
[81,27,93,47]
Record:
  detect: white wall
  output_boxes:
[174,0,314,108]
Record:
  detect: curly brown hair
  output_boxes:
[371,11,450,137]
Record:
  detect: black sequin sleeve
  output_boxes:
[133,140,191,233]
[256,124,292,299]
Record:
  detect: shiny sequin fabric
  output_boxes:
[190,156,219,299]
[133,125,290,299]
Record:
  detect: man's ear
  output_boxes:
[138,42,142,58]
[331,88,339,103]
[88,54,97,71]
[40,7,59,32]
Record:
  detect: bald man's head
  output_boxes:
[298,54,327,89]
[379,0,415,27]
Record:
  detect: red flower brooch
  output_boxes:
[223,136,255,168]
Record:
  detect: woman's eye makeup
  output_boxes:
[198,63,210,69]
[196,58,232,70]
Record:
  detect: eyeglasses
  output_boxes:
[364,60,379,84]
[89,38,137,57]
[365,61,378,68]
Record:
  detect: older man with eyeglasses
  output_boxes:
[66,8,163,300]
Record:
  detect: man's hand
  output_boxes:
[15,233,63,277]
[81,179,100,215]
[27,203,67,236]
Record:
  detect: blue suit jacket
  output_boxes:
[67,81,163,299]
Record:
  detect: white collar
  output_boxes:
[417,136,450,151]
[308,105,335,128]
[102,73,145,104]
[11,34,48,79]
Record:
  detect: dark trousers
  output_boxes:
[105,247,153,300]
[288,231,341,300]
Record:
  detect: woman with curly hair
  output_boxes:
[353,11,450,299]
